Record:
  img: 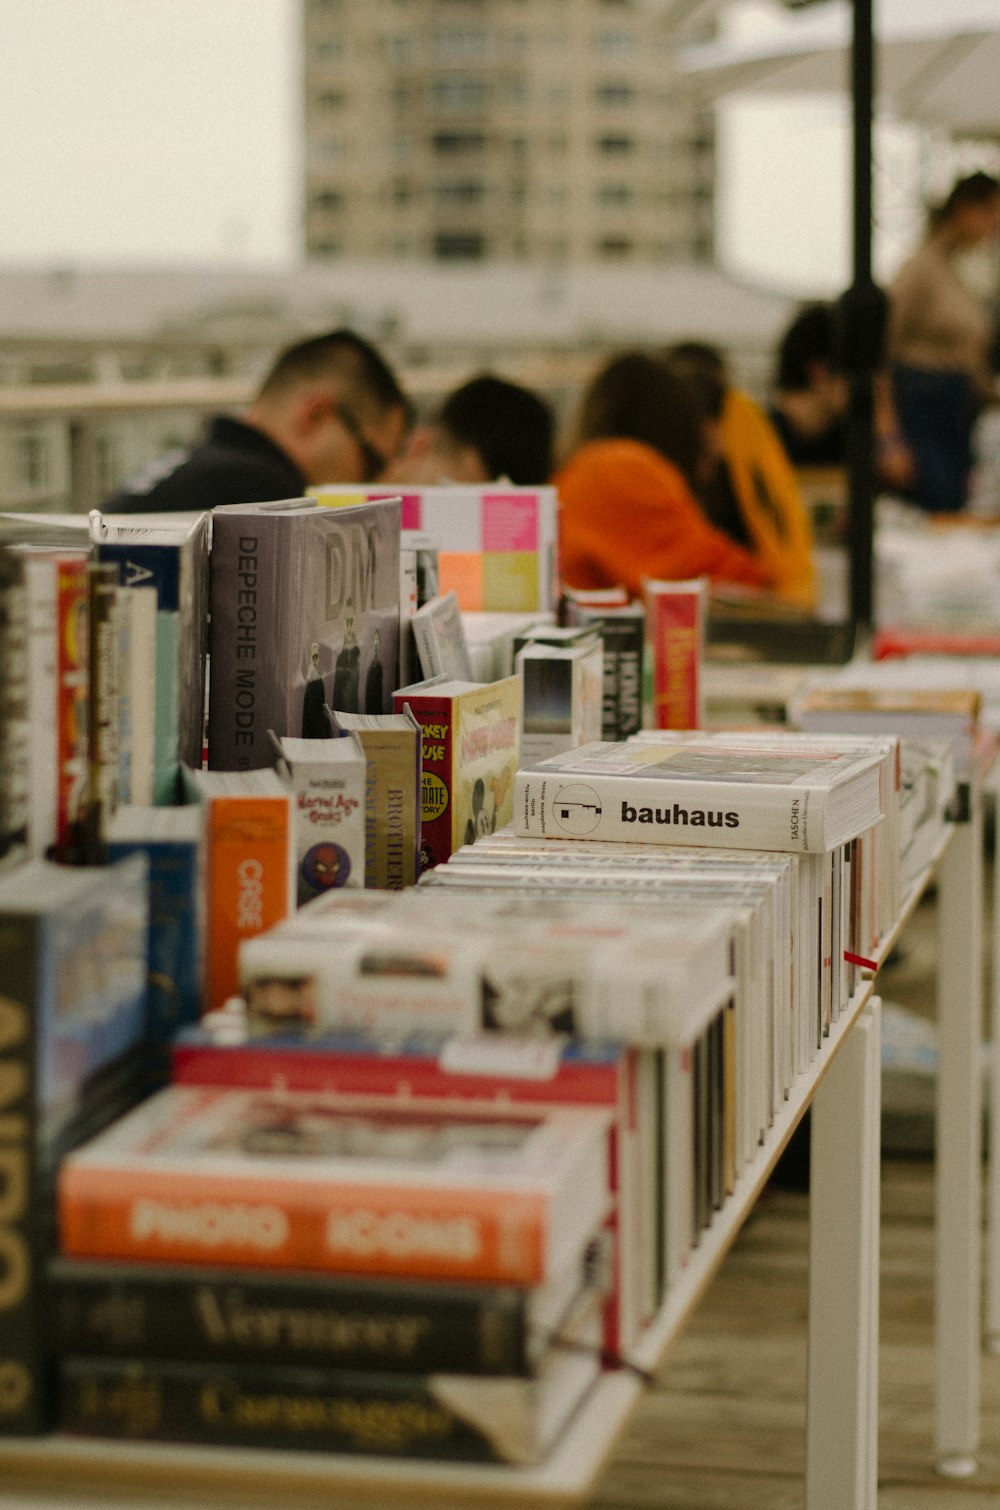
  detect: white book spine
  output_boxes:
[514,769,830,853]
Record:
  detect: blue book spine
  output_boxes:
[107,836,202,1045]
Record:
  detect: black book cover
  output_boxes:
[47,1258,535,1377]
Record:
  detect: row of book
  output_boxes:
[37,717,932,1461]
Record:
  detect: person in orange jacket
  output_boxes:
[665,341,816,611]
[555,351,775,603]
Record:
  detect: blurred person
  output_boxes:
[382,373,555,486]
[555,351,777,602]
[665,341,815,611]
[106,328,409,512]
[769,303,914,495]
[888,171,1000,512]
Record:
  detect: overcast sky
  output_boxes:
[1,0,299,266]
[0,0,912,295]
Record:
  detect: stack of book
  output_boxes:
[54,1079,612,1463]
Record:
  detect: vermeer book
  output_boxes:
[58,1086,611,1287]
[47,1241,593,1377]
[513,736,885,854]
[207,497,401,772]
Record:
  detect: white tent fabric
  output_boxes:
[680,0,1000,136]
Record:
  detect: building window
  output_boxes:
[596,183,632,205]
[391,179,413,205]
[316,89,346,110]
[434,232,487,259]
[431,26,489,62]
[13,429,50,491]
[595,81,635,106]
[312,189,344,211]
[314,38,344,63]
[431,77,490,112]
[596,134,634,154]
[434,179,485,205]
[595,29,636,57]
[385,34,416,64]
[432,131,487,154]
[312,240,343,257]
[597,237,633,258]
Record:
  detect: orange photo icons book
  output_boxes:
[58,1085,611,1286]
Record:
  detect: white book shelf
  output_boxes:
[0,806,985,1510]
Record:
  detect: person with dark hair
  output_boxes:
[769,302,914,493]
[768,304,851,468]
[888,171,1000,511]
[665,341,816,610]
[383,372,555,486]
[556,350,776,602]
[105,328,410,512]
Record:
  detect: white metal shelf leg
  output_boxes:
[806,998,881,1510]
[936,802,983,1476]
[986,788,1000,1352]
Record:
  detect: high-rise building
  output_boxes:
[302,0,716,265]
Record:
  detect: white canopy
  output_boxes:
[680,0,1000,136]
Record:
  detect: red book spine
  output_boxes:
[55,557,90,861]
[394,690,456,870]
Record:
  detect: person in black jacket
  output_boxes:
[106,328,410,512]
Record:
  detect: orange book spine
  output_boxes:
[203,795,292,1012]
[58,1166,548,1284]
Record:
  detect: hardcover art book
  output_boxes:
[0,852,148,1435]
[56,1315,602,1464]
[48,1236,594,1377]
[58,1086,612,1288]
[207,497,401,772]
[311,484,559,612]
[513,734,885,854]
[393,675,521,869]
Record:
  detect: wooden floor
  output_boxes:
[588,1160,1000,1509]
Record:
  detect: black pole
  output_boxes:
[838,0,882,635]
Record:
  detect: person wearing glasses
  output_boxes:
[105,328,410,512]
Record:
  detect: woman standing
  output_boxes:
[888,172,1000,512]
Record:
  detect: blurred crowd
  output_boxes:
[106,173,1000,619]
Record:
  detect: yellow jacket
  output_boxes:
[721,389,816,611]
